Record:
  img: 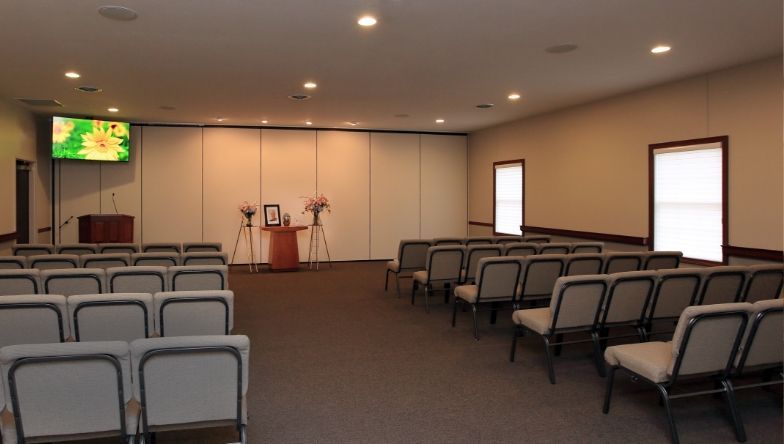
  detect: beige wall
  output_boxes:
[468,57,783,252]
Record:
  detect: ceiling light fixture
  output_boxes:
[507,93,521,100]
[98,5,138,21]
[305,121,313,125]
[215,117,226,122]
[435,119,445,124]
[303,82,317,89]
[64,72,81,79]
[261,120,269,124]
[651,45,671,54]
[346,121,359,126]
[107,107,119,112]
[358,16,377,27]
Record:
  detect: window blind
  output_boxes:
[495,163,523,235]
[653,145,723,262]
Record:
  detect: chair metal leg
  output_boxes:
[542,336,556,384]
[655,384,679,444]
[721,380,747,442]
[384,269,390,291]
[510,326,521,362]
[553,333,564,356]
[603,366,617,413]
[591,331,607,377]
[636,326,647,343]
[451,298,459,327]
[411,281,418,305]
[425,285,431,313]
[444,282,451,304]
[240,424,248,444]
[471,305,479,340]
[395,274,401,297]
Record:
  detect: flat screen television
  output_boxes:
[52,116,130,162]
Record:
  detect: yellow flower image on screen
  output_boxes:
[78,126,126,160]
[52,116,131,162]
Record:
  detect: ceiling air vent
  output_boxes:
[288,94,311,101]
[75,85,103,93]
[15,98,63,107]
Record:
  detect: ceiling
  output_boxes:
[1,0,781,132]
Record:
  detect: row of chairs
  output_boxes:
[0,335,249,443]
[11,242,222,256]
[0,251,229,270]
[0,290,234,347]
[431,235,552,246]
[0,265,229,296]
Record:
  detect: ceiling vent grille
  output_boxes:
[15,98,63,107]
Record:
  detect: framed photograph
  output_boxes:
[263,204,282,227]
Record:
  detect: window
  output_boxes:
[494,160,524,235]
[649,137,728,264]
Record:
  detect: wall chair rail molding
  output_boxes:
[468,221,494,227]
[523,225,648,246]
[722,245,783,262]
[0,232,18,243]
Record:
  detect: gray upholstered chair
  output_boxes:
[385,239,432,295]
[0,256,27,270]
[11,244,54,257]
[433,237,464,246]
[0,269,41,295]
[130,335,249,443]
[570,242,604,253]
[68,293,153,342]
[599,271,658,344]
[181,251,229,266]
[461,244,502,284]
[464,236,494,246]
[602,252,643,274]
[41,268,105,296]
[80,253,132,269]
[0,341,137,443]
[502,242,538,257]
[107,266,168,294]
[510,274,609,384]
[564,253,604,276]
[742,264,783,302]
[453,257,521,339]
[411,246,465,313]
[0,294,67,347]
[167,265,229,291]
[142,242,182,253]
[132,252,180,267]
[643,251,683,270]
[154,290,234,336]
[521,235,550,243]
[698,266,747,305]
[55,243,98,255]
[182,242,223,252]
[604,303,752,444]
[98,243,140,254]
[28,254,80,270]
[733,299,783,390]
[515,254,568,306]
[492,235,523,245]
[644,269,702,340]
[538,242,571,255]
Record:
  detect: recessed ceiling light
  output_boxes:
[303,82,317,89]
[215,117,226,122]
[98,5,138,21]
[261,120,269,124]
[346,121,359,126]
[435,119,445,124]
[64,72,80,79]
[651,45,671,54]
[305,121,313,125]
[358,16,377,27]
[107,107,119,113]
[507,93,521,100]
[476,103,494,109]
[545,43,578,54]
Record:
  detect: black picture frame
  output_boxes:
[263,204,282,227]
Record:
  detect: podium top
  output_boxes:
[78,214,135,219]
[260,225,308,232]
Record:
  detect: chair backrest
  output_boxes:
[0,294,67,347]
[396,240,432,271]
[549,275,608,331]
[743,264,783,303]
[602,271,658,325]
[11,244,54,257]
[492,236,523,245]
[79,253,131,269]
[570,242,604,254]
[142,243,182,253]
[154,290,234,336]
[132,252,180,267]
[668,303,751,380]
[648,269,702,320]
[564,253,604,276]
[68,293,153,342]
[0,341,132,441]
[603,252,643,274]
[0,269,41,295]
[518,254,567,301]
[698,266,747,305]
[98,243,140,254]
[106,266,168,294]
[130,335,249,433]
[55,243,98,256]
[0,256,27,270]
[735,299,783,373]
[28,254,79,270]
[538,243,571,255]
[433,237,464,246]
[463,245,502,282]
[182,242,222,253]
[425,246,465,282]
[181,252,229,266]
[475,258,522,303]
[168,265,229,291]
[503,242,538,257]
[41,268,105,296]
[465,236,494,246]
[521,235,550,243]
[643,251,683,270]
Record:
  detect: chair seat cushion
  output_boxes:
[454,285,478,303]
[413,270,428,285]
[387,260,400,272]
[512,308,552,335]
[604,341,673,383]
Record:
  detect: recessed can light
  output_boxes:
[651,45,671,54]
[303,82,317,89]
[358,16,377,27]
[215,117,226,122]
[435,119,445,124]
[261,120,269,124]
[64,72,81,79]
[305,121,313,125]
[508,93,521,100]
[346,121,359,126]
[107,107,119,112]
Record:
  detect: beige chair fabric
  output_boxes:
[183,242,223,253]
[142,243,182,253]
[0,256,27,270]
[743,264,783,303]
[28,254,79,270]
[55,243,98,256]
[0,294,67,347]
[41,268,105,296]
[538,243,571,255]
[68,292,153,342]
[698,266,747,305]
[181,252,229,266]
[411,246,464,312]
[453,258,521,339]
[502,242,538,257]
[602,252,643,274]
[385,240,432,294]
[132,252,180,267]
[462,245,502,283]
[79,253,132,269]
[517,254,567,303]
[643,251,683,270]
[570,242,604,253]
[11,244,54,257]
[564,253,604,276]
[154,290,234,336]
[735,298,783,372]
[0,269,41,295]
[167,265,229,291]
[647,269,702,320]
[107,266,168,294]
[98,243,140,254]
[601,271,658,340]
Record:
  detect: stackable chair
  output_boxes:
[11,244,54,257]
[643,251,683,270]
[385,239,431,295]
[99,243,140,254]
[460,244,502,284]
[538,242,571,255]
[0,256,27,270]
[181,252,229,266]
[132,252,180,267]
[154,290,234,336]
[603,303,752,444]
[28,254,79,270]
[465,236,494,246]
[107,266,168,293]
[742,264,783,302]
[698,266,747,305]
[55,243,98,255]
[183,242,222,253]
[492,235,523,245]
[510,275,609,384]
[603,252,643,274]
[516,254,568,306]
[41,268,105,296]
[433,237,464,246]
[564,253,604,276]
[0,341,137,443]
[521,235,550,243]
[168,265,229,291]
[0,269,41,295]
[599,271,658,344]
[571,242,604,253]
[0,294,67,347]
[80,253,132,269]
[644,269,702,340]
[142,242,182,253]
[733,299,783,388]
[503,242,538,257]
[131,335,250,443]
[411,246,465,313]
[453,257,521,339]
[68,293,153,342]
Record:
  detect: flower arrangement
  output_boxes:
[239,201,258,226]
[302,193,331,225]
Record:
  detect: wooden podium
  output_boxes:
[261,226,307,271]
[78,214,134,243]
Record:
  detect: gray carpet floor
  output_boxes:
[130,262,783,443]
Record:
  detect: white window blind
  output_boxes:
[495,163,523,235]
[653,144,723,262]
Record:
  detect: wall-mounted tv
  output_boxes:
[52,116,130,162]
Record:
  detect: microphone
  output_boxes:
[112,193,119,214]
[59,215,74,229]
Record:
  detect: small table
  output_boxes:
[261,226,308,271]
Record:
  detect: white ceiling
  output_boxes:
[1,0,781,132]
